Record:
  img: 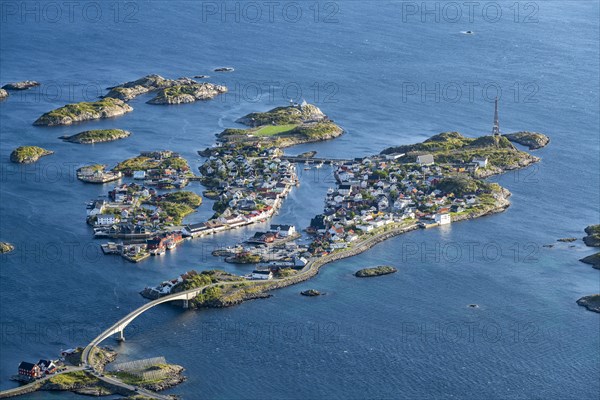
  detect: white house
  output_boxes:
[434,213,451,225]
[133,171,146,180]
[251,269,273,280]
[472,157,488,168]
[269,224,296,237]
[96,214,119,226]
[416,154,434,166]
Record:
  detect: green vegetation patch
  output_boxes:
[48,371,99,388]
[160,191,202,207]
[254,124,298,136]
[39,98,127,121]
[435,175,497,197]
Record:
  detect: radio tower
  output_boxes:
[492,97,500,136]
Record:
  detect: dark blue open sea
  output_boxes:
[1,1,599,399]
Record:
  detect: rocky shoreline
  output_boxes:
[576,295,600,313]
[503,131,550,150]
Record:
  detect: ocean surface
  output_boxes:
[1,1,599,399]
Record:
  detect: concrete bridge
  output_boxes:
[83,285,210,357]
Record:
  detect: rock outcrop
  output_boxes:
[583,225,600,247]
[503,131,550,150]
[355,265,398,277]
[2,80,40,90]
[104,74,227,103]
[0,242,14,254]
[34,98,133,126]
[0,88,8,99]
[147,83,227,104]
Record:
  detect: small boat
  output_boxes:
[166,240,176,250]
[315,162,324,169]
[303,161,311,170]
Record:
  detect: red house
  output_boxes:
[18,362,42,379]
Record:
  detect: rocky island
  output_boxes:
[576,294,600,313]
[104,74,227,104]
[61,129,131,144]
[503,131,550,150]
[2,80,40,91]
[34,98,133,126]
[147,82,227,105]
[0,88,8,99]
[215,102,343,148]
[10,146,54,163]
[0,242,14,254]
[355,266,398,277]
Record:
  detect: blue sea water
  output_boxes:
[0,1,599,399]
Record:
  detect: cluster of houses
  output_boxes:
[128,151,192,189]
[17,359,60,381]
[183,145,298,238]
[306,153,489,255]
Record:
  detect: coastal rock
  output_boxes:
[503,131,550,150]
[33,98,133,126]
[147,83,228,105]
[0,242,14,254]
[583,225,600,247]
[61,129,131,144]
[2,80,40,90]
[301,289,322,296]
[105,74,206,101]
[194,75,210,79]
[579,253,600,269]
[0,88,8,99]
[214,67,234,72]
[557,237,577,243]
[576,294,600,313]
[355,265,397,277]
[10,146,54,163]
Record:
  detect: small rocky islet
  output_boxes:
[105,74,227,104]
[61,129,131,144]
[10,146,54,164]
[355,265,398,277]
[33,98,133,126]
[0,242,14,254]
[2,80,40,91]
[0,88,8,100]
[301,289,322,296]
